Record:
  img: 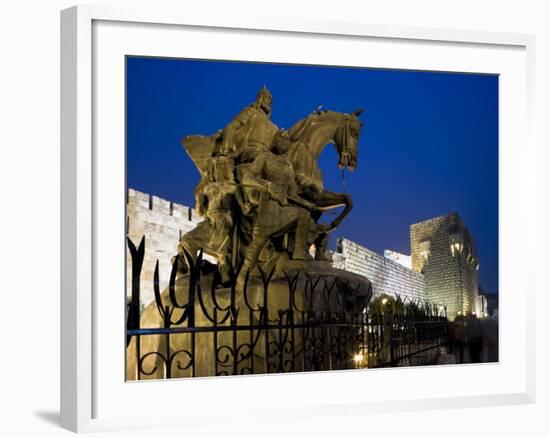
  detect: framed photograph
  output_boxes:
[61,5,536,433]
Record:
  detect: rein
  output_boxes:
[341,168,347,193]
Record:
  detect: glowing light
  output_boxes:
[353,353,364,363]
[381,298,388,305]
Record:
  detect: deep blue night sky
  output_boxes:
[126,57,499,294]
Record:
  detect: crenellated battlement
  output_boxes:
[127,188,202,224]
[126,189,203,306]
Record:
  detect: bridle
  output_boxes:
[336,114,358,168]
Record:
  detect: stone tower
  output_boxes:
[410,213,480,320]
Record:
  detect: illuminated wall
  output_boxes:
[332,238,426,303]
[126,188,203,306]
[384,250,412,269]
[410,213,481,319]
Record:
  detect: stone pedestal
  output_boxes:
[127,262,372,380]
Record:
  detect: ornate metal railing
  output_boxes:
[126,237,448,380]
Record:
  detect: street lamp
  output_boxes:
[353,353,365,368]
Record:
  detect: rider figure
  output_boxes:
[238,136,317,272]
[220,86,279,163]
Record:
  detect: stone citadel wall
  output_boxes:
[126,189,203,306]
[332,238,426,303]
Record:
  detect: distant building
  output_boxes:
[410,213,482,319]
[485,293,499,319]
[477,294,489,317]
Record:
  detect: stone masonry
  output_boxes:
[410,213,481,319]
[332,238,426,303]
[126,189,203,306]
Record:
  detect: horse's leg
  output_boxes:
[313,232,331,261]
[310,190,353,231]
[304,190,353,261]
[243,205,309,271]
[331,192,353,229]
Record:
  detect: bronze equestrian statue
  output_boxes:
[126,87,369,380]
[179,87,363,276]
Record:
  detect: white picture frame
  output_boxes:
[60,4,536,433]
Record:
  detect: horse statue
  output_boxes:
[178,107,363,269]
[285,108,363,259]
[178,84,363,271]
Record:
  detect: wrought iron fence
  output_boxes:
[126,237,448,380]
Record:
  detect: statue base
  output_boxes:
[127,261,372,379]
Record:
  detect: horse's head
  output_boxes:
[286,108,364,177]
[334,109,363,171]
